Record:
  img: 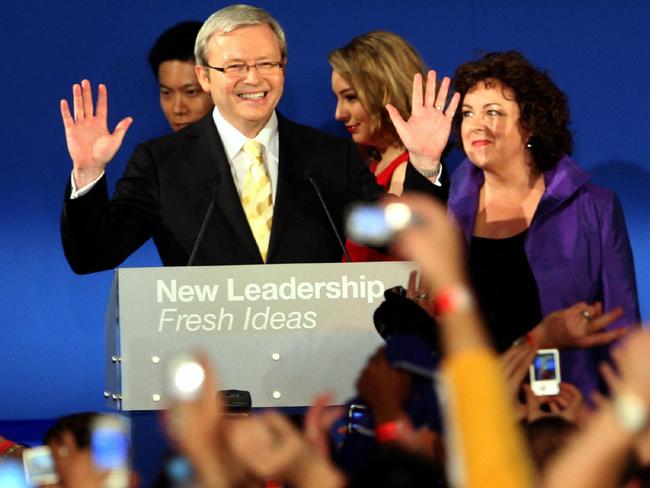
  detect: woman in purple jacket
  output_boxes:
[446,51,639,398]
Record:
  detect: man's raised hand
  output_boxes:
[60,79,132,187]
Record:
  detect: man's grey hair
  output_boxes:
[194,4,287,67]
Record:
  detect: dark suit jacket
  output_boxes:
[61,113,448,273]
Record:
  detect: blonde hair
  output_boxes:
[329,31,426,144]
[195,4,287,67]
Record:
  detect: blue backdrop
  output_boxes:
[1,0,648,421]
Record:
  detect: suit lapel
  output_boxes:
[267,115,304,262]
[183,115,261,260]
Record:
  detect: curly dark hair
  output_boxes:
[452,50,572,171]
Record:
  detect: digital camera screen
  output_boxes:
[22,446,59,486]
[346,206,392,245]
[25,451,54,476]
[533,353,557,381]
[92,426,128,470]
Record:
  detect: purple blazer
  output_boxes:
[449,155,640,397]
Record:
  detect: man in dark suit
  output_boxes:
[60,5,458,273]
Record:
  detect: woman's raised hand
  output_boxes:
[386,70,460,169]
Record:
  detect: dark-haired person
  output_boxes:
[44,412,137,488]
[446,51,639,397]
[329,31,451,261]
[148,21,213,131]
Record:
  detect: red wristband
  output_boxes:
[0,440,16,456]
[525,332,536,346]
[375,420,402,443]
[432,284,473,317]
[264,480,284,488]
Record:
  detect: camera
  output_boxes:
[91,414,130,488]
[529,348,561,396]
[22,446,59,486]
[166,354,206,402]
[347,404,373,436]
[345,202,415,246]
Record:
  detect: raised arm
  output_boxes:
[60,79,132,188]
[393,194,534,488]
[386,71,460,178]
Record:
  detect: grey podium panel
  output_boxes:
[105,261,415,410]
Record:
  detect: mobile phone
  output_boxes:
[166,354,206,402]
[529,348,561,396]
[347,404,373,435]
[345,202,415,246]
[22,446,59,486]
[91,414,130,488]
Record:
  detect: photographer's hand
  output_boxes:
[356,347,411,424]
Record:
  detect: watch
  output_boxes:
[413,162,441,179]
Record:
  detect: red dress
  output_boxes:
[344,152,409,262]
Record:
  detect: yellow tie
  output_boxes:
[242,139,273,262]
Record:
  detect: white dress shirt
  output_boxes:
[212,106,279,202]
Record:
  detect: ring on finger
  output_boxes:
[435,105,444,111]
[581,309,592,320]
[414,293,428,300]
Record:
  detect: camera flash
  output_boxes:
[173,361,205,398]
[384,202,412,232]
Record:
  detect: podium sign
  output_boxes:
[105,261,415,410]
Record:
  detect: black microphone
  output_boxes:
[305,170,352,262]
[187,175,220,266]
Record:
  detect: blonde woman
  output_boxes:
[329,31,450,261]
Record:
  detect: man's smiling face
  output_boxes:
[196,24,285,138]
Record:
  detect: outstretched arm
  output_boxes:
[393,194,534,488]
[60,79,132,188]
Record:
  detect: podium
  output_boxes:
[104,261,415,410]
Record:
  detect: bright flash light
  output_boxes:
[173,361,205,397]
[384,202,412,231]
